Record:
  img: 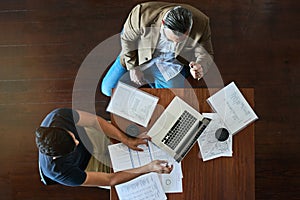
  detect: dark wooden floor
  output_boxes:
[0,0,299,199]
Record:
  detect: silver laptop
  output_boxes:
[147,96,211,162]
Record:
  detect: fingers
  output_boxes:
[130,77,143,85]
[127,137,149,151]
[152,160,173,174]
[189,62,204,79]
[161,165,173,173]
[156,160,168,165]
[137,132,151,140]
[129,69,145,85]
[190,69,203,79]
[137,137,149,145]
[195,70,204,79]
[132,79,145,86]
[129,144,145,152]
[189,61,196,68]
[131,146,145,152]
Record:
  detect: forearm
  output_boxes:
[95,116,129,144]
[194,18,214,73]
[83,160,172,187]
[121,30,139,70]
[109,165,150,186]
[82,165,150,187]
[108,160,172,186]
[195,45,214,74]
[76,110,129,143]
[120,4,142,70]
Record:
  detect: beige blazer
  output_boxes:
[120,1,214,73]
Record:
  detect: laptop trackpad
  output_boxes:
[149,111,176,137]
[159,111,176,130]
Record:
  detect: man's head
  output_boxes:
[163,6,193,36]
[35,127,78,157]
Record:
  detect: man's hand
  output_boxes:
[129,68,145,85]
[147,160,173,174]
[123,134,151,151]
[189,61,204,80]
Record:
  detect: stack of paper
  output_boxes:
[198,113,233,161]
[116,173,167,200]
[108,141,183,195]
[198,82,258,161]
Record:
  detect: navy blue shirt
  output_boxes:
[39,108,93,186]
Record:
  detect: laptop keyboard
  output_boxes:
[161,110,197,150]
[177,119,210,161]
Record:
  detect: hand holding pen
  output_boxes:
[189,61,204,80]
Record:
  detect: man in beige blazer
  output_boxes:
[101,1,214,96]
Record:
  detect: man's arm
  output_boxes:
[189,25,214,79]
[76,110,149,151]
[120,4,149,85]
[121,4,143,70]
[81,160,172,187]
[193,16,214,74]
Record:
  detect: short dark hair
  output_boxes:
[35,127,76,157]
[163,6,193,34]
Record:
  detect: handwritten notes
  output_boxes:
[206,82,258,134]
[198,82,258,161]
[198,113,233,161]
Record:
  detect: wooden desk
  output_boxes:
[110,88,255,200]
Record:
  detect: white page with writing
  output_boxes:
[207,82,258,134]
[108,142,183,193]
[106,82,159,127]
[149,142,183,193]
[115,173,167,200]
[198,113,232,161]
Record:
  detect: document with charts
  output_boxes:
[206,81,258,135]
[106,82,159,127]
[115,173,167,200]
[108,141,183,193]
[198,113,233,161]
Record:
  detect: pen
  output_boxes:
[160,162,172,167]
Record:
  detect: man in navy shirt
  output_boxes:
[35,108,172,187]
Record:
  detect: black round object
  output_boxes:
[125,124,140,137]
[215,128,229,142]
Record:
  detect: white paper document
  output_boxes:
[206,82,258,134]
[106,82,159,127]
[155,59,183,81]
[198,113,233,161]
[108,141,183,193]
[139,55,183,82]
[115,173,167,200]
